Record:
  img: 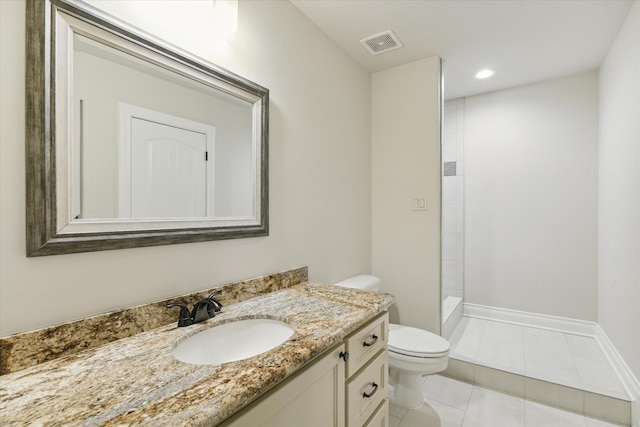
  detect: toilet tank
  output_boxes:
[334,274,381,291]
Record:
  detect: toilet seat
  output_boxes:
[388,323,450,358]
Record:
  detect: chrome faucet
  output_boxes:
[167,291,222,327]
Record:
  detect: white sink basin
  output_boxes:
[172,318,294,365]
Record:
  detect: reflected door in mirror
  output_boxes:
[129,118,211,219]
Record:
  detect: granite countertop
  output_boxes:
[0,283,393,426]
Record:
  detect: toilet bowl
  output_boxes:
[335,274,450,409]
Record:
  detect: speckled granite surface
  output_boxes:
[0,283,393,426]
[0,267,308,375]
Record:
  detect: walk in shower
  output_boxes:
[439,81,633,426]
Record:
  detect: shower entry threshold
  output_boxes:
[443,315,635,426]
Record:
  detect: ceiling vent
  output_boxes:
[360,30,403,56]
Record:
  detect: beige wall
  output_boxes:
[464,72,599,321]
[372,57,442,334]
[598,0,640,380]
[0,0,372,336]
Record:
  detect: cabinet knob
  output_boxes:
[339,351,349,362]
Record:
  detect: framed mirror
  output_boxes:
[26,0,269,256]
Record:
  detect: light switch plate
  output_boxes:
[411,196,427,211]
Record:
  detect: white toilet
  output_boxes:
[335,274,450,409]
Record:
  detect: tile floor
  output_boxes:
[389,375,623,427]
[448,317,628,399]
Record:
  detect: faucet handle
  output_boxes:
[167,303,193,327]
[207,290,223,312]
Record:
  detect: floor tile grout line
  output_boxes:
[564,331,590,392]
[522,321,528,384]
[471,317,487,360]
[459,385,473,427]
[422,374,474,426]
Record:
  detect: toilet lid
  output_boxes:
[388,323,450,358]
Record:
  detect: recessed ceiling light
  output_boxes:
[474,69,495,79]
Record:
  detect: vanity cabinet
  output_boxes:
[221,312,389,427]
[221,343,346,427]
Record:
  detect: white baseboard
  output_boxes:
[595,325,640,403]
[463,302,640,408]
[463,303,598,336]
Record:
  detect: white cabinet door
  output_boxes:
[222,344,346,427]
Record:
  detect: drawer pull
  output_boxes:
[363,382,379,398]
[362,334,379,347]
[339,351,350,362]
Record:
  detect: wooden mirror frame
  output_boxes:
[25,0,269,257]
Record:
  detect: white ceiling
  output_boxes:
[290,0,633,100]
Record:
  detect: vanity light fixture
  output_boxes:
[474,68,495,79]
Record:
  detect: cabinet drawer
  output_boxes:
[345,312,388,377]
[363,399,389,427]
[346,349,388,427]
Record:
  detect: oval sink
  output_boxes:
[172,319,294,365]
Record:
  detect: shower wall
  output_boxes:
[463,71,599,321]
[598,0,640,380]
[442,99,465,304]
[441,99,465,338]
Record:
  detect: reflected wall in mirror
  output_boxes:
[26,0,269,256]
